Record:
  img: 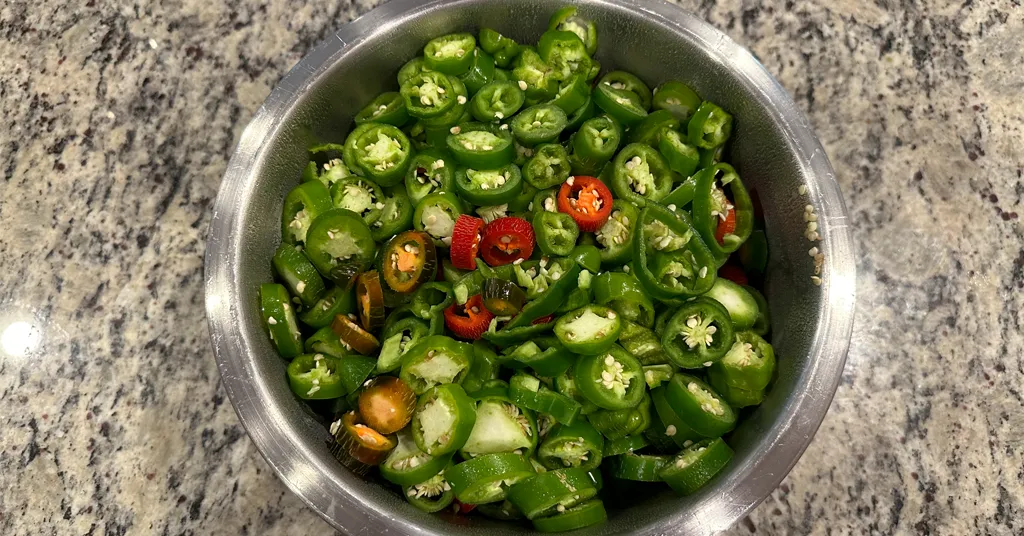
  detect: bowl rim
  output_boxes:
[204,0,855,533]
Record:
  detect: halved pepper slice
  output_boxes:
[512,48,559,103]
[272,243,326,307]
[447,122,516,169]
[444,293,495,340]
[450,214,485,269]
[480,216,535,266]
[380,429,453,487]
[509,372,582,425]
[632,202,717,300]
[523,143,571,190]
[287,353,346,399]
[557,175,613,232]
[412,383,478,455]
[574,345,644,410]
[692,163,754,256]
[658,437,734,495]
[447,452,536,504]
[507,467,598,520]
[328,411,396,475]
[423,33,477,75]
[298,285,356,329]
[331,314,381,356]
[460,390,538,458]
[611,143,673,207]
[537,419,604,471]
[454,164,523,207]
[260,283,303,358]
[354,270,385,332]
[592,199,638,266]
[404,465,456,512]
[354,92,409,127]
[281,181,333,246]
[413,191,464,248]
[470,80,525,122]
[380,230,437,294]
[511,103,569,146]
[708,331,776,391]
[399,335,475,394]
[687,101,733,149]
[661,297,735,368]
[554,304,621,355]
[377,317,429,373]
[653,80,703,123]
[532,499,607,533]
[664,373,737,437]
[606,453,670,482]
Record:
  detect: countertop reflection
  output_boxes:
[1,0,1021,534]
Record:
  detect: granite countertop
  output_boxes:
[1,0,1021,534]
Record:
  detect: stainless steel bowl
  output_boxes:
[205,0,855,533]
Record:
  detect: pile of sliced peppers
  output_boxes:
[260,6,780,533]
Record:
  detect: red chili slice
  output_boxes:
[557,176,613,232]
[718,264,749,286]
[479,217,535,266]
[450,215,485,270]
[443,294,495,340]
[714,208,737,245]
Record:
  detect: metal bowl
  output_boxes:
[205,0,855,533]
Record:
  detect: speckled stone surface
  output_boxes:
[1,0,1021,534]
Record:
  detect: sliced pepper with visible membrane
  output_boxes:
[331,314,381,356]
[532,499,607,533]
[454,164,523,206]
[611,143,673,207]
[287,353,346,399]
[399,335,475,394]
[380,429,452,486]
[405,150,454,206]
[632,202,717,300]
[509,372,582,426]
[298,285,356,329]
[573,345,644,410]
[687,100,733,149]
[661,297,735,368]
[547,5,598,56]
[658,129,701,178]
[460,391,538,458]
[537,419,604,471]
[460,47,496,94]
[470,80,525,122]
[522,143,571,189]
[692,163,754,257]
[587,392,651,440]
[593,82,648,128]
[592,199,638,266]
[380,230,437,295]
[281,181,333,246]
[304,209,377,284]
[403,466,456,512]
[480,216,535,266]
[628,109,679,147]
[444,293,495,340]
[591,271,655,328]
[412,383,478,455]
[423,33,477,75]
[355,92,410,127]
[328,411,396,476]
[704,278,759,330]
[533,210,579,257]
[354,270,386,331]
[377,316,429,373]
[479,28,522,68]
[272,243,326,307]
[401,71,459,119]
[708,331,776,391]
[557,175,613,232]
[447,122,516,169]
[554,305,621,355]
[511,104,568,146]
[413,191,464,247]
[664,372,737,437]
[537,30,591,81]
[658,437,734,495]
[512,48,559,103]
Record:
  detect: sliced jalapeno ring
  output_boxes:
[470,80,526,123]
[664,372,737,437]
[661,297,735,368]
[260,283,303,358]
[506,467,598,520]
[658,437,734,495]
[423,32,477,75]
[531,499,607,533]
[329,177,386,224]
[653,80,703,123]
[401,71,459,119]
[573,344,644,410]
[446,452,536,504]
[554,304,621,355]
[510,104,568,146]
[331,314,381,356]
[355,270,386,332]
[281,181,333,246]
[509,372,582,426]
[328,411,396,476]
[536,420,604,471]
[355,91,410,127]
[399,335,475,394]
[447,122,516,169]
[412,383,478,455]
[272,243,326,307]
[381,230,438,294]
[380,429,453,487]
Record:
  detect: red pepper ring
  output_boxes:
[714,207,737,245]
[451,215,486,270]
[443,294,495,340]
[479,217,535,266]
[557,176,614,232]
